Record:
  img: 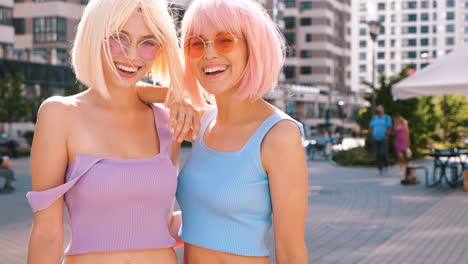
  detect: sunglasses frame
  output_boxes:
[184,32,239,59]
[107,32,161,61]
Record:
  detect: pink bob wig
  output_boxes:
[181,0,285,108]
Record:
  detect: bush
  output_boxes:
[332,147,397,167]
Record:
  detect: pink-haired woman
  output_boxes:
[176,0,308,263]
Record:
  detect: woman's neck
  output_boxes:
[88,85,146,112]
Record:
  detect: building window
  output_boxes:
[404,14,418,22]
[300,50,312,58]
[359,64,367,72]
[433,25,437,33]
[406,51,417,59]
[377,64,385,71]
[446,37,455,45]
[378,3,385,10]
[421,1,429,8]
[377,52,385,59]
[57,48,69,64]
[359,52,366,60]
[300,2,312,11]
[390,39,396,47]
[403,26,417,34]
[359,40,367,48]
[284,17,296,29]
[421,25,429,33]
[284,66,296,79]
[359,28,366,36]
[465,26,468,34]
[421,13,429,21]
[446,24,455,33]
[0,7,13,26]
[446,12,455,20]
[446,0,455,7]
[300,17,312,26]
[390,52,395,59]
[300,66,312,75]
[33,17,67,43]
[305,33,312,42]
[284,32,295,45]
[378,40,385,47]
[285,0,295,8]
[406,1,417,9]
[379,26,385,35]
[81,0,89,4]
[379,15,385,22]
[403,38,417,47]
[420,38,429,46]
[466,1,468,8]
[433,1,437,8]
[286,47,296,57]
[13,18,25,34]
[465,14,468,21]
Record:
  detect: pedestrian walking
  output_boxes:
[369,105,393,175]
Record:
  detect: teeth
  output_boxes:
[204,65,227,73]
[116,64,138,73]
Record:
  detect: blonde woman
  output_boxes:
[26,0,196,263]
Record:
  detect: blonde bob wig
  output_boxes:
[72,0,184,102]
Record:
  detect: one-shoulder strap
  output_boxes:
[26,156,104,213]
[151,104,173,155]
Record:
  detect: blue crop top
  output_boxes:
[176,106,303,256]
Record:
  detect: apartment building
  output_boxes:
[352,0,468,92]
[11,0,88,64]
[0,0,14,59]
[281,0,351,93]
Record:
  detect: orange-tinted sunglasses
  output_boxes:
[184,32,239,59]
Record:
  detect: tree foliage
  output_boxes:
[0,73,29,130]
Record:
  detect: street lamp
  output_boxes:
[367,20,381,113]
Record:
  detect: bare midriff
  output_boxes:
[63,248,177,264]
[184,244,270,264]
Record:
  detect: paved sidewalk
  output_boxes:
[1,151,468,263]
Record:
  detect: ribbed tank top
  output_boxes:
[26,103,177,255]
[176,106,304,256]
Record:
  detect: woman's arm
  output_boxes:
[262,121,308,264]
[136,82,169,103]
[27,97,71,264]
[167,141,184,248]
[136,83,201,142]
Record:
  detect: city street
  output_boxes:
[1,149,468,264]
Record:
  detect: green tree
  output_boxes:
[0,73,29,132]
[433,95,468,145]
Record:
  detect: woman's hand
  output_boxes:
[167,100,201,143]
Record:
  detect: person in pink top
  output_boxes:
[26,0,198,264]
[393,114,411,178]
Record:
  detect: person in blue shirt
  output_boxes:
[369,105,393,175]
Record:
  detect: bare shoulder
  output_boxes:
[38,95,79,120]
[263,119,302,147]
[36,95,80,136]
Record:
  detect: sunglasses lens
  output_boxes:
[214,32,236,54]
[185,36,205,59]
[109,33,129,55]
[139,39,160,61]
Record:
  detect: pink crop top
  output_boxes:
[26,104,177,255]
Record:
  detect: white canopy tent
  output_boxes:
[392,44,468,100]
